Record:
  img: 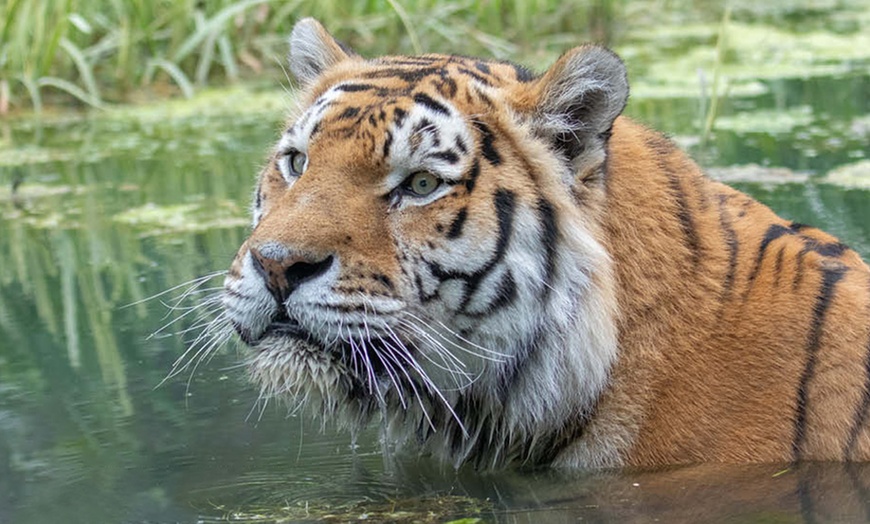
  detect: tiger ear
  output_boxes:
[289,18,358,87]
[513,45,629,179]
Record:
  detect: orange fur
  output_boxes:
[225,19,870,468]
[584,118,870,466]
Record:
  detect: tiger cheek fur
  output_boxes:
[218,18,870,470]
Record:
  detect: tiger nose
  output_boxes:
[249,245,334,304]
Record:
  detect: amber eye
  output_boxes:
[278,150,307,179]
[404,172,441,196]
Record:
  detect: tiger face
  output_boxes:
[223,19,625,466]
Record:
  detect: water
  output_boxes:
[2,11,869,524]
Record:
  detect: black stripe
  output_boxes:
[790,238,848,289]
[473,87,494,108]
[692,172,710,212]
[393,108,408,128]
[667,173,702,271]
[382,131,393,158]
[489,190,516,266]
[446,208,467,239]
[773,246,786,288]
[412,118,435,139]
[510,62,536,82]
[426,189,516,314]
[811,241,848,258]
[378,56,440,66]
[474,122,502,166]
[362,66,441,83]
[335,83,376,92]
[845,291,870,459]
[429,150,460,164]
[413,92,450,115]
[454,136,468,154]
[434,72,458,98]
[414,271,435,303]
[794,249,807,291]
[309,121,321,138]
[460,189,515,311]
[537,197,559,299]
[792,266,848,461]
[456,67,492,86]
[717,195,738,303]
[745,224,793,297]
[465,157,481,193]
[474,61,491,75]
[480,270,517,314]
[791,222,811,232]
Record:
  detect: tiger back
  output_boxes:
[220,18,870,469]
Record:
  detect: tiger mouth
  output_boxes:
[249,314,407,383]
[257,318,311,344]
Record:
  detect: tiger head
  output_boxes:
[223,18,628,467]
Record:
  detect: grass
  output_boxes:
[0,0,624,113]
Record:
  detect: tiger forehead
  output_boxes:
[325,53,536,97]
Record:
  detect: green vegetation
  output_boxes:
[5,0,869,113]
[1,0,618,112]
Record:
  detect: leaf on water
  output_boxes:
[713,106,815,135]
[824,160,870,188]
[706,164,810,184]
[113,201,248,236]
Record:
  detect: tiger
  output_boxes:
[220,18,870,470]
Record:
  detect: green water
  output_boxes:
[2,8,870,524]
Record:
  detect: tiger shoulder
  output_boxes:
[217,18,870,469]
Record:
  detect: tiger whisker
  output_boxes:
[149,294,224,339]
[123,270,226,309]
[158,312,231,388]
[393,321,479,392]
[182,323,234,397]
[379,335,467,437]
[402,311,511,362]
[378,337,434,427]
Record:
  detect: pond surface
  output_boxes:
[2,6,870,523]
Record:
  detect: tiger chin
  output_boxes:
[221,18,870,470]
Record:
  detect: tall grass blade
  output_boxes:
[701,7,731,146]
[60,38,101,103]
[0,0,24,46]
[195,32,218,85]
[38,0,72,77]
[385,0,422,54]
[217,35,239,81]
[172,0,275,64]
[36,77,104,108]
[145,58,195,99]
[17,75,43,113]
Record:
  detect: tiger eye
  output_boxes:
[290,152,307,175]
[408,172,440,196]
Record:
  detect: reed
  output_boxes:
[0,0,620,112]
